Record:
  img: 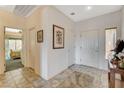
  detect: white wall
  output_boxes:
[41,6,74,80]
[75,11,121,70]
[121,7,124,40]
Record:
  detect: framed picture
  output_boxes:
[53,25,64,49]
[37,30,43,43]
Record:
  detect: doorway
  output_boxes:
[105,27,117,60]
[4,27,24,72]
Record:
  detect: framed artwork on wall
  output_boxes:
[37,30,43,43]
[53,25,64,49]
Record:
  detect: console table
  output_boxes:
[109,64,124,88]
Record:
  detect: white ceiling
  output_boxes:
[55,5,122,22]
[0,5,37,17]
[0,5,122,22]
[13,5,36,17]
[0,5,15,12]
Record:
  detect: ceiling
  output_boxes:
[55,5,122,22]
[0,5,37,17]
[0,5,123,22]
[14,5,36,17]
[0,5,15,12]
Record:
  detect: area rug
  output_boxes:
[43,71,95,88]
[6,59,24,72]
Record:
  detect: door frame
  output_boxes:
[3,26,25,72]
[105,27,117,60]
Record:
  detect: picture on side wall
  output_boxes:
[53,25,64,49]
[37,30,43,43]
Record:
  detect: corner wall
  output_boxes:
[41,6,75,80]
[25,7,44,75]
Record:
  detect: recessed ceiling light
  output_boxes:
[87,6,92,10]
[70,12,75,15]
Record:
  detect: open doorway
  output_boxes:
[4,27,24,72]
[105,27,117,60]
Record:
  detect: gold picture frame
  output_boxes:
[37,30,43,43]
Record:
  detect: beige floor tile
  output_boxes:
[0,65,124,88]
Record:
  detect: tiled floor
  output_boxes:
[0,65,124,88]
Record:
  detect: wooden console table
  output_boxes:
[109,66,124,88]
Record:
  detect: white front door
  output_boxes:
[80,30,99,68]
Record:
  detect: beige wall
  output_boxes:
[0,6,44,75]
[25,7,44,75]
[0,9,26,74]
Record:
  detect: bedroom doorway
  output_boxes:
[4,27,24,72]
